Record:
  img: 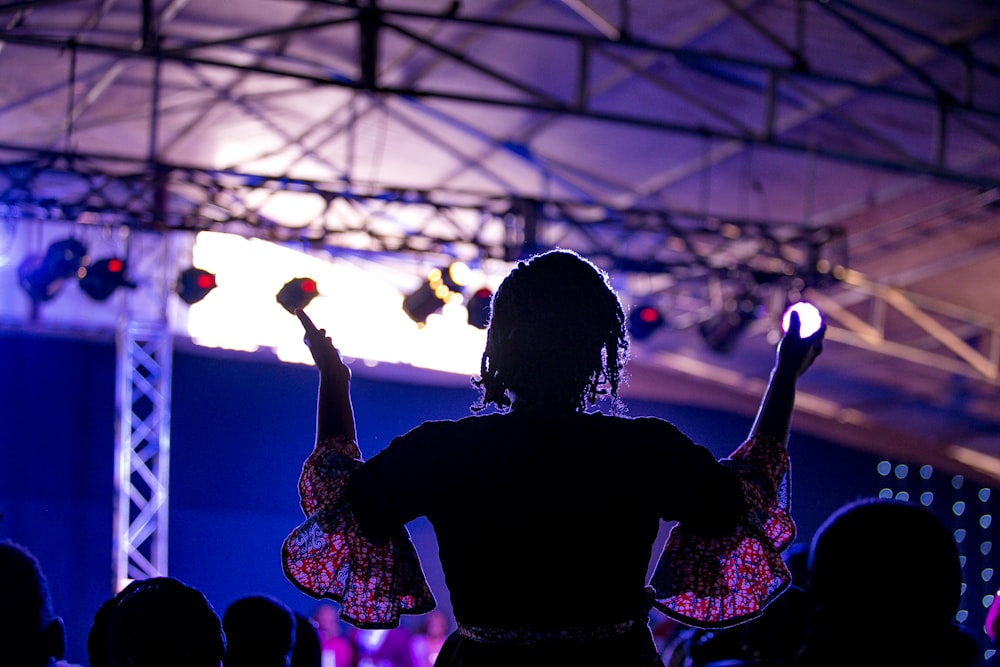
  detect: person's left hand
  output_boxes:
[775,310,825,380]
[296,309,351,385]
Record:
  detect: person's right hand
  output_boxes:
[296,309,351,385]
[775,310,826,379]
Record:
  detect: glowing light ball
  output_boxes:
[782,301,823,337]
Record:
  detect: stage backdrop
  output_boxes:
[1,331,882,665]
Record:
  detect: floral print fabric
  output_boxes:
[282,435,436,628]
[283,431,792,630]
[650,433,794,628]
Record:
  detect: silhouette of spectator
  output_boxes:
[223,594,297,667]
[106,576,226,667]
[791,497,978,667]
[410,610,450,667]
[0,539,75,667]
[87,594,120,667]
[354,626,414,667]
[781,542,808,587]
[283,249,825,666]
[311,600,356,667]
[291,611,322,667]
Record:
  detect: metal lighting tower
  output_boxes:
[109,226,179,592]
[113,319,174,592]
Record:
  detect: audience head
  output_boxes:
[222,594,296,667]
[801,497,977,666]
[290,611,321,667]
[0,540,66,667]
[107,576,226,667]
[808,497,960,630]
[782,542,808,587]
[310,601,341,642]
[87,594,120,667]
[420,609,449,638]
[474,249,629,413]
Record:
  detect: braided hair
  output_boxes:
[472,249,629,413]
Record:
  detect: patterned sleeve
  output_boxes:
[649,433,795,629]
[281,435,436,629]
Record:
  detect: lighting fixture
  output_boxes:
[17,237,88,303]
[402,262,470,325]
[276,277,319,314]
[628,304,665,341]
[176,267,218,305]
[465,287,493,329]
[78,257,136,302]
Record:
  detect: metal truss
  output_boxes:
[811,268,1000,384]
[5,148,998,387]
[0,146,845,300]
[0,0,997,189]
[113,319,173,591]
[3,0,997,588]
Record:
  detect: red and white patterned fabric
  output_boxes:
[651,434,794,628]
[283,431,793,631]
[282,435,436,628]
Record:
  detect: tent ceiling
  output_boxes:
[1,0,999,483]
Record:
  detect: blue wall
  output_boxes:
[0,331,883,665]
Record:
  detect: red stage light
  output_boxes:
[176,267,218,305]
[79,257,136,301]
[466,287,492,329]
[277,277,320,313]
[628,304,664,341]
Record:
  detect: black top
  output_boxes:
[346,409,747,629]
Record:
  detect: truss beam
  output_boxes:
[113,319,173,591]
[0,2,998,189]
[4,149,997,385]
[0,149,843,280]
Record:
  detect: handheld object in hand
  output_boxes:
[782,302,822,337]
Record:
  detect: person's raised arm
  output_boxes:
[749,310,826,444]
[296,308,356,445]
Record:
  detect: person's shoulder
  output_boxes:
[577,412,693,447]
[422,412,505,427]
[586,411,684,433]
[402,413,504,437]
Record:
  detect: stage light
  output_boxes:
[466,287,493,329]
[176,267,217,305]
[18,255,65,303]
[79,257,136,301]
[699,293,759,354]
[44,238,89,279]
[628,304,665,341]
[17,237,88,303]
[276,277,319,313]
[402,262,470,325]
[782,301,823,337]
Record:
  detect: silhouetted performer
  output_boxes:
[282,249,825,666]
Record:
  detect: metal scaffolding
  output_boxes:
[112,316,173,591]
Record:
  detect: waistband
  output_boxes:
[456,618,641,646]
